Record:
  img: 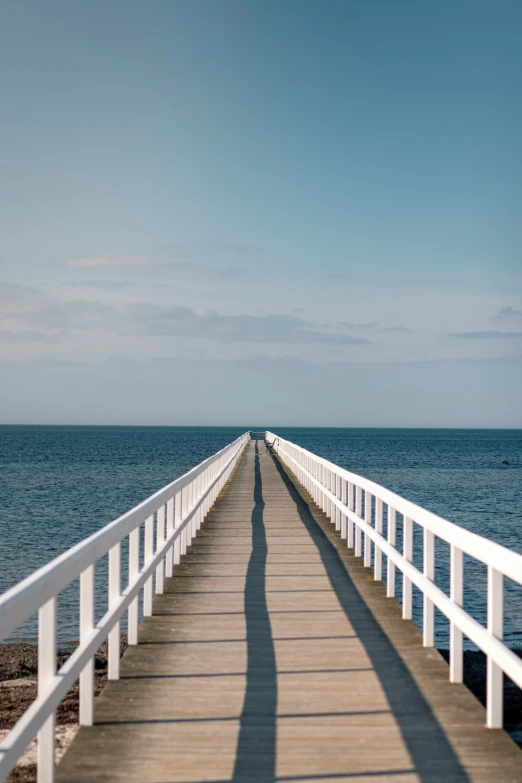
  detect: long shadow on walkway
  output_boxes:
[270,452,471,783]
[232,441,277,783]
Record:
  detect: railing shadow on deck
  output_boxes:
[232,439,277,783]
[269,449,472,783]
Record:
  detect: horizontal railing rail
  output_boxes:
[0,432,250,783]
[266,431,522,731]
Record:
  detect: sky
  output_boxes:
[0,0,521,426]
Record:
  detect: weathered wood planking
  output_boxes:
[57,440,522,783]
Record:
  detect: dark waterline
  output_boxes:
[1,425,521,646]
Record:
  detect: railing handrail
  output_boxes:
[266,432,522,586]
[267,430,522,731]
[0,431,251,782]
[0,433,248,642]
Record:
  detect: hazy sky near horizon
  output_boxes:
[1,0,521,426]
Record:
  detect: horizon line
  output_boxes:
[0,423,521,431]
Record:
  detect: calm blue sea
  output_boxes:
[1,426,521,647]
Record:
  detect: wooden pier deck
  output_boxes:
[57,440,522,783]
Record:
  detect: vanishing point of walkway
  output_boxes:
[57,441,522,783]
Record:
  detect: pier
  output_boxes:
[1,432,522,782]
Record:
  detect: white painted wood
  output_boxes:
[144,515,154,616]
[165,497,174,578]
[2,426,522,783]
[364,491,372,568]
[450,545,464,683]
[266,431,522,730]
[340,477,347,539]
[335,474,341,531]
[402,517,413,620]
[37,598,56,783]
[487,566,504,727]
[128,528,139,645]
[173,491,181,566]
[355,486,362,557]
[156,505,165,595]
[268,432,522,585]
[423,529,434,648]
[181,487,188,556]
[0,432,253,783]
[0,433,250,642]
[108,542,121,680]
[387,506,396,598]
[347,482,354,549]
[79,566,94,726]
[374,498,383,581]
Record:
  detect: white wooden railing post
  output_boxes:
[181,480,190,555]
[364,491,372,568]
[181,487,188,556]
[144,515,154,616]
[450,545,464,682]
[347,482,354,548]
[128,528,139,645]
[79,565,94,726]
[202,468,209,519]
[487,566,504,727]
[328,469,333,519]
[174,491,181,565]
[340,477,347,540]
[191,477,198,538]
[165,497,174,578]
[402,517,413,620]
[335,474,341,531]
[37,598,56,783]
[108,542,121,680]
[355,486,362,557]
[156,505,165,595]
[187,483,193,544]
[387,506,396,598]
[423,529,435,647]
[374,498,383,581]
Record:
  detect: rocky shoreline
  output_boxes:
[0,642,520,782]
[0,637,127,783]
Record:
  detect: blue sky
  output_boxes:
[1,0,521,426]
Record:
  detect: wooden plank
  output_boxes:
[56,440,522,783]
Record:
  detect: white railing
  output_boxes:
[266,431,522,730]
[0,432,250,783]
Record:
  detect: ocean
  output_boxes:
[1,425,521,647]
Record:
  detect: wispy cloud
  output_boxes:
[121,305,373,346]
[447,330,522,340]
[493,306,522,321]
[75,280,134,290]
[1,283,374,347]
[0,285,114,330]
[0,329,62,344]
[380,326,412,333]
[0,282,49,308]
[64,256,178,269]
[337,321,378,330]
